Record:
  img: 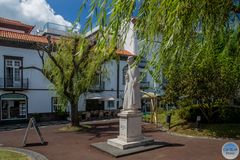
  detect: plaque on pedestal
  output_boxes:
[107,111,153,150]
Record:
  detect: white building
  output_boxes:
[0,17,156,123]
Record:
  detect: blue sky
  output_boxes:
[0,0,136,31]
[46,0,101,30]
[0,0,93,30]
[46,0,85,25]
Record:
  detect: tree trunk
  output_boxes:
[70,100,79,127]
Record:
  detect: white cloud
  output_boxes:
[0,0,72,29]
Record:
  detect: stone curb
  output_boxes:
[160,127,239,141]
[0,147,48,160]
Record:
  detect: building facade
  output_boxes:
[0,17,156,123]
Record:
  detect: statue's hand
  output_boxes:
[132,78,138,88]
[125,74,129,82]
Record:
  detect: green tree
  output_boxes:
[24,35,111,126]
[82,0,240,121]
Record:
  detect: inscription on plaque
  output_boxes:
[119,118,127,137]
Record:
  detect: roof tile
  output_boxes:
[0,17,34,33]
[0,30,49,44]
[116,49,135,56]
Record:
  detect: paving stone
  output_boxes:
[0,120,69,132]
[91,141,169,157]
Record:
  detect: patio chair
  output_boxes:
[107,111,113,118]
[99,110,104,119]
[85,112,91,121]
[113,110,118,118]
[94,110,99,119]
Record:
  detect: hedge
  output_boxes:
[178,104,240,123]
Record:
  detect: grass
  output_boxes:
[58,124,92,132]
[144,111,240,139]
[0,150,29,160]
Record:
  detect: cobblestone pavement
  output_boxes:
[0,123,239,160]
[0,121,69,132]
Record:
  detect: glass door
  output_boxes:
[1,100,9,119]
[5,60,13,87]
[13,60,21,88]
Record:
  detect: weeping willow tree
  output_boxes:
[24,35,112,126]
[81,0,240,121]
[47,36,115,126]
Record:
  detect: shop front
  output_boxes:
[0,93,28,121]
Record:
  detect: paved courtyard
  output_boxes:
[0,123,239,160]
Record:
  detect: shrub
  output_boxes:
[178,104,240,123]
[179,105,200,122]
[218,107,240,123]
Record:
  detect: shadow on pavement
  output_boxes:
[149,141,184,148]
[24,142,48,147]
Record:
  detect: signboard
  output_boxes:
[22,117,45,146]
[197,116,201,122]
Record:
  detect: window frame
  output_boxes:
[122,65,128,85]
[3,56,23,88]
[51,97,64,112]
[107,101,115,109]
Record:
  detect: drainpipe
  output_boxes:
[117,60,120,109]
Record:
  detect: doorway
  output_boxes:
[0,94,27,120]
[86,99,104,111]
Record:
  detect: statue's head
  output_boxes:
[127,56,134,65]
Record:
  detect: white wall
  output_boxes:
[103,61,117,91]
[0,46,51,89]
[0,46,56,114]
[26,90,55,113]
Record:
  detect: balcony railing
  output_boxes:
[41,22,80,36]
[140,81,150,89]
[0,78,29,90]
[41,22,71,36]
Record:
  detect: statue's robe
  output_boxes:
[123,65,141,110]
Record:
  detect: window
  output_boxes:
[14,61,20,66]
[107,101,115,109]
[122,65,128,85]
[19,101,27,116]
[6,60,13,66]
[91,72,105,90]
[140,72,147,82]
[15,68,20,81]
[86,99,104,111]
[4,58,22,88]
[52,97,64,112]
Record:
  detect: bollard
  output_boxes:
[166,113,172,129]
[196,115,201,129]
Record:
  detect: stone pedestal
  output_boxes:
[107,110,153,150]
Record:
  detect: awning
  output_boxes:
[104,97,115,101]
[141,91,161,99]
[0,93,27,100]
[87,96,115,101]
[87,93,116,101]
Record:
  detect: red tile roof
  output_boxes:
[0,17,34,33]
[0,29,49,44]
[116,49,135,56]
